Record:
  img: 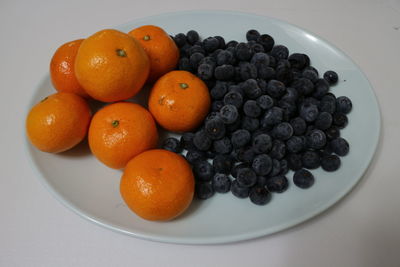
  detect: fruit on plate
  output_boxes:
[75,29,150,102]
[120,149,195,221]
[26,92,91,153]
[129,25,179,83]
[50,39,89,98]
[88,102,158,169]
[148,70,211,132]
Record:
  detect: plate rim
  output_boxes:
[24,9,382,245]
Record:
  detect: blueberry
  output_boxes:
[189,45,205,56]
[212,173,231,193]
[216,50,235,65]
[233,146,255,163]
[231,129,251,148]
[241,116,260,132]
[212,154,234,174]
[196,182,215,199]
[214,35,226,49]
[279,100,298,120]
[252,133,272,154]
[291,69,303,80]
[273,122,294,140]
[205,150,216,159]
[189,52,204,70]
[231,162,250,178]
[325,126,340,140]
[250,52,270,67]
[313,79,330,99]
[270,45,289,60]
[290,117,307,135]
[228,84,244,95]
[257,95,274,110]
[302,150,320,169]
[281,87,299,103]
[302,96,320,106]
[205,118,226,140]
[186,30,199,45]
[178,57,192,72]
[256,176,268,187]
[288,53,307,69]
[333,113,348,128]
[286,153,303,170]
[162,137,183,153]
[249,186,271,205]
[223,91,243,108]
[214,64,235,81]
[257,34,274,52]
[319,95,336,114]
[241,79,262,99]
[303,54,311,66]
[199,56,217,67]
[336,96,352,114]
[279,159,289,175]
[173,33,187,47]
[306,129,327,149]
[213,137,233,155]
[257,65,276,80]
[293,169,315,189]
[261,107,283,127]
[180,132,195,150]
[235,42,253,61]
[276,59,293,84]
[252,154,273,176]
[269,159,281,177]
[193,160,215,182]
[210,82,228,100]
[179,44,191,58]
[239,62,258,81]
[246,29,261,41]
[266,80,286,98]
[193,130,212,151]
[266,175,289,193]
[302,66,319,82]
[185,149,206,164]
[249,42,265,53]
[197,63,214,80]
[205,111,220,123]
[243,100,261,118]
[291,78,314,95]
[231,180,250,198]
[236,167,258,187]
[219,104,239,124]
[321,154,341,172]
[226,40,238,48]
[319,146,334,158]
[330,137,349,156]
[226,116,242,132]
[323,70,339,85]
[211,100,224,112]
[315,112,333,130]
[270,140,286,160]
[202,37,219,53]
[286,136,305,153]
[299,102,319,122]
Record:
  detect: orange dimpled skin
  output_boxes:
[26,92,91,153]
[129,25,179,82]
[88,102,158,169]
[120,149,195,221]
[148,70,211,132]
[75,29,150,102]
[50,39,89,98]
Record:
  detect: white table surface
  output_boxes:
[1,0,399,266]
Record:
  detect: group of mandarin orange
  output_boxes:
[26,26,212,221]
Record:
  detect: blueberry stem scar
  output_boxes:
[179,83,189,89]
[116,49,127,57]
[112,120,119,128]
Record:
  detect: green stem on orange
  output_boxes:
[179,83,189,89]
[112,120,119,128]
[116,49,127,57]
[143,35,151,41]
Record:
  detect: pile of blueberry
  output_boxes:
[162,29,352,205]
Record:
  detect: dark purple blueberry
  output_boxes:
[189,44,205,56]
[269,159,281,177]
[319,94,336,114]
[203,37,220,53]
[241,78,262,99]
[312,78,330,99]
[302,66,319,82]
[235,42,253,61]
[231,163,250,178]
[216,50,235,65]
[211,100,224,112]
[199,56,217,67]
[186,30,199,45]
[281,87,299,103]
[257,65,276,80]
[252,133,272,154]
[231,129,251,148]
[286,136,305,153]
[212,154,233,174]
[287,153,303,170]
[189,52,204,70]
[185,149,206,164]
[279,159,289,175]
[226,116,242,132]
[193,160,215,182]
[330,137,349,156]
[223,91,243,108]
[336,96,353,114]
[196,182,215,199]
[219,104,239,124]
[205,118,226,140]
[257,95,274,110]
[261,107,284,128]
[266,80,286,98]
[162,137,183,153]
[241,116,260,132]
[323,70,339,85]
[252,154,273,176]
[293,169,314,189]
[214,35,226,49]
[210,82,229,100]
[315,112,333,130]
[302,150,320,169]
[250,52,270,67]
[273,122,294,140]
[291,78,314,95]
[299,102,319,122]
[270,45,289,60]
[250,42,265,53]
[193,130,212,151]
[239,62,258,81]
[325,126,340,140]
[290,117,307,136]
[231,180,250,198]
[214,64,235,80]
[213,137,233,155]
[270,140,286,160]
[197,63,214,80]
[173,33,187,47]
[178,57,192,72]
[246,29,261,41]
[212,173,231,193]
[226,40,238,48]
[243,100,262,118]
[257,34,274,52]
[288,53,307,69]
[237,167,258,187]
[180,132,195,150]
[333,113,348,129]
[266,175,289,193]
[321,154,341,172]
[249,186,271,205]
[306,129,327,149]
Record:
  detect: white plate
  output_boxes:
[25,10,381,244]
